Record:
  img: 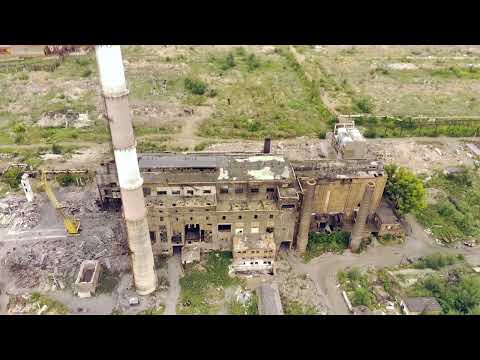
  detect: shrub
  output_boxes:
[82,69,92,78]
[220,53,235,70]
[385,164,426,214]
[353,96,375,113]
[2,167,23,190]
[352,287,375,308]
[246,53,259,71]
[51,144,63,154]
[18,73,29,81]
[184,77,207,95]
[305,231,350,260]
[414,253,461,270]
[235,47,247,57]
[318,130,327,139]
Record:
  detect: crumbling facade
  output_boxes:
[96,123,391,272]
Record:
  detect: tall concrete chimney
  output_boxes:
[95,45,157,295]
[296,178,316,255]
[350,181,375,253]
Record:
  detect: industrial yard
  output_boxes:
[1,45,480,316]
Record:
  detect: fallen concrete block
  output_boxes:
[37,304,48,315]
[129,297,139,306]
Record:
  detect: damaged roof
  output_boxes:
[138,153,293,183]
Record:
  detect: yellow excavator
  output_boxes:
[40,171,81,235]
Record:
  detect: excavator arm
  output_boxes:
[41,172,80,235]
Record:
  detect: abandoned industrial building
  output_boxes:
[96,131,394,275]
[90,45,400,294]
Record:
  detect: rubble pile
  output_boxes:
[37,110,91,128]
[0,196,40,230]
[1,195,130,291]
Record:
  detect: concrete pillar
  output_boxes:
[350,181,375,253]
[296,179,317,255]
[95,45,157,295]
[21,173,34,202]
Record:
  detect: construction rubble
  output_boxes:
[0,195,40,230]
[1,193,130,292]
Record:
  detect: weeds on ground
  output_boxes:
[304,231,350,261]
[413,253,464,270]
[407,272,480,314]
[177,251,243,315]
[415,168,480,243]
[227,292,258,315]
[338,268,377,310]
[96,271,120,294]
[29,292,70,315]
[283,300,318,315]
[138,304,166,315]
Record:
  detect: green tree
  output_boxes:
[384,164,426,214]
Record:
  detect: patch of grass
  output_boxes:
[408,272,480,314]
[96,270,120,294]
[415,168,480,243]
[283,300,318,315]
[29,292,70,315]
[413,253,464,270]
[138,304,166,315]
[177,251,243,315]
[111,308,122,315]
[136,140,168,153]
[193,141,216,151]
[227,292,258,315]
[338,268,377,310]
[304,231,350,261]
[55,174,89,187]
[1,166,23,190]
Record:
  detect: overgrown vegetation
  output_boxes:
[1,166,23,190]
[338,268,376,309]
[29,292,70,315]
[384,164,426,214]
[138,304,166,315]
[415,167,480,243]
[413,253,463,270]
[408,272,480,314]
[227,292,258,315]
[283,300,318,315]
[55,174,89,187]
[355,116,480,139]
[304,230,350,261]
[177,251,243,315]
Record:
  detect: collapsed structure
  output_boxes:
[96,123,394,273]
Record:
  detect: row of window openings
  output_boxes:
[237,250,274,254]
[157,214,275,222]
[241,261,272,265]
[220,187,275,194]
[144,188,212,196]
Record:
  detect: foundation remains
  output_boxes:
[74,260,101,298]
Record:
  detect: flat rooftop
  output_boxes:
[139,153,294,183]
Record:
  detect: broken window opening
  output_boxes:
[149,231,156,244]
[266,227,274,234]
[218,224,231,232]
[250,188,259,193]
[158,190,167,195]
[143,187,151,196]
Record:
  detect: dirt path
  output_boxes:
[287,214,480,315]
[164,254,182,315]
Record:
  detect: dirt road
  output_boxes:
[288,214,480,315]
[164,254,182,315]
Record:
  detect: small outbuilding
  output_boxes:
[373,200,404,238]
[402,297,442,315]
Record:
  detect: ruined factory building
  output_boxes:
[96,143,388,272]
